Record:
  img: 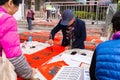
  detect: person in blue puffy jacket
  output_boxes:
[89,10,120,80]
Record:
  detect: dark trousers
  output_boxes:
[52,13,55,18]
[27,17,32,30]
[46,10,50,20]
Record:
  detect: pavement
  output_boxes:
[17,18,59,33]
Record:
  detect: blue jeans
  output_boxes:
[27,17,32,30]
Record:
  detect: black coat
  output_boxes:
[50,18,86,49]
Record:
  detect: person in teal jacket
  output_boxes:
[90,10,120,80]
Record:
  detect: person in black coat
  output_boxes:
[48,9,86,49]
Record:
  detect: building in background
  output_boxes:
[14,0,24,20]
[15,0,117,20]
[23,0,102,12]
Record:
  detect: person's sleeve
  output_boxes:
[0,17,22,58]
[73,20,86,48]
[9,55,32,79]
[32,10,35,15]
[79,20,86,41]
[89,50,97,80]
[49,20,61,40]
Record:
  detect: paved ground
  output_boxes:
[17,18,59,33]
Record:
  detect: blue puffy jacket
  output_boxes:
[90,39,120,80]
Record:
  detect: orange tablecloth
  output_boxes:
[38,61,68,80]
[19,31,103,51]
[17,45,65,80]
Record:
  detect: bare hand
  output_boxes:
[48,39,54,45]
[65,46,71,50]
[32,68,36,76]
